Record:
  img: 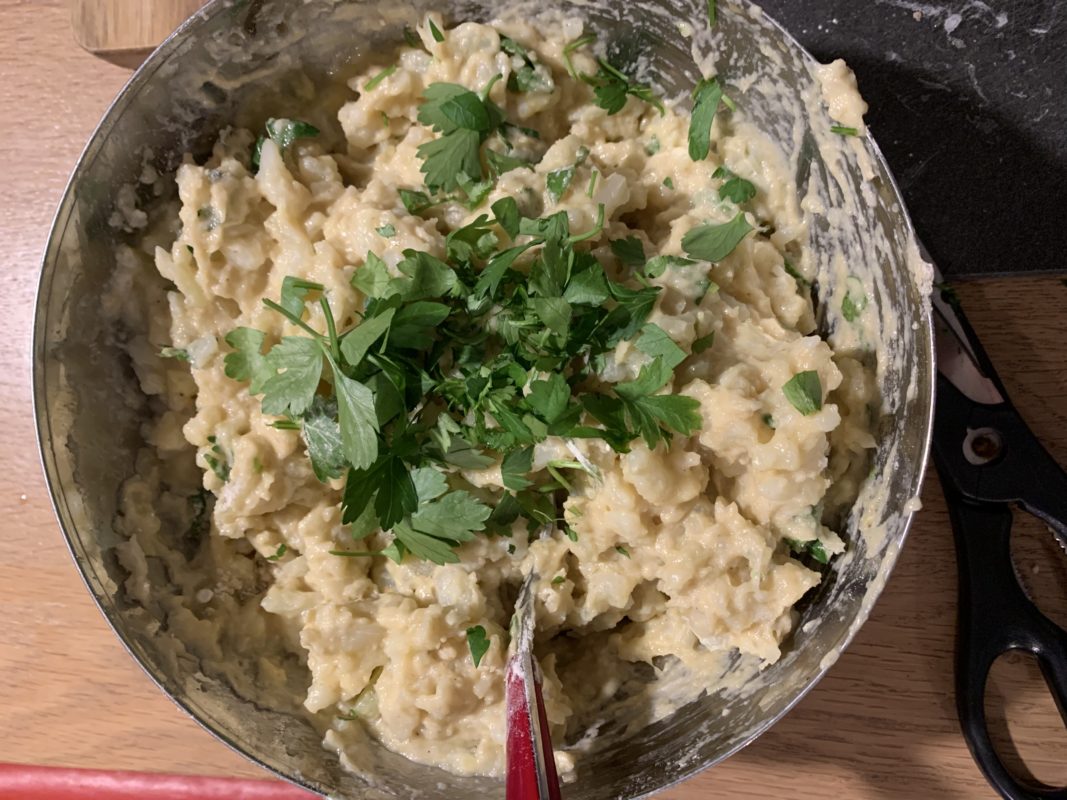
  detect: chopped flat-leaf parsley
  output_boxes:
[782,371,823,415]
[160,346,189,361]
[586,58,664,116]
[682,212,753,262]
[466,625,490,667]
[364,64,397,91]
[266,118,320,150]
[415,79,521,192]
[841,275,868,322]
[252,118,320,171]
[203,435,230,482]
[713,166,756,204]
[502,36,555,93]
[688,77,723,161]
[786,538,829,564]
[224,194,703,565]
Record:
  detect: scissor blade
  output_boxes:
[934,307,1004,406]
[925,251,1005,407]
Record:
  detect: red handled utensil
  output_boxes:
[505,572,562,800]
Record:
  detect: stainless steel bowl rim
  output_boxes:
[34,1,936,796]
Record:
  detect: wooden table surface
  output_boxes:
[2,2,1066,797]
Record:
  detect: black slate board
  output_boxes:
[756,0,1066,278]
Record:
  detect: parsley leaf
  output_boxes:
[486,148,532,177]
[492,197,521,240]
[395,250,457,300]
[352,252,392,299]
[611,236,646,268]
[224,327,272,393]
[588,59,664,116]
[713,166,757,204]
[456,173,493,208]
[527,373,570,423]
[616,357,673,398]
[692,331,715,354]
[782,371,823,415]
[411,490,491,539]
[410,466,449,503]
[279,276,322,318]
[466,625,490,667]
[418,128,483,191]
[419,84,493,133]
[563,262,611,305]
[375,457,419,530]
[682,212,753,262]
[688,77,723,161]
[260,337,323,417]
[399,188,436,215]
[644,254,697,279]
[392,520,457,563]
[635,323,686,369]
[841,276,868,322]
[302,396,346,482]
[786,538,830,564]
[390,301,451,349]
[501,36,555,94]
[547,166,575,203]
[501,447,534,491]
[265,118,320,150]
[332,367,379,471]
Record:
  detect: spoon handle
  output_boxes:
[505,651,562,800]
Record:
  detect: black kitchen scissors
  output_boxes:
[930,263,1067,800]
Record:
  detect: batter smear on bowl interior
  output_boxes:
[108,13,876,779]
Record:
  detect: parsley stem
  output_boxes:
[567,203,605,244]
[263,298,325,340]
[562,34,596,79]
[329,549,381,558]
[545,464,574,492]
[319,296,341,363]
[586,170,598,198]
[480,73,503,102]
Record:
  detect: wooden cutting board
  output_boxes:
[70,0,207,54]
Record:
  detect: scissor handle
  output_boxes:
[946,494,1067,800]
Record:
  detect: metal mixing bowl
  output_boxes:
[34,0,935,797]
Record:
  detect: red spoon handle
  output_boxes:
[505,657,562,800]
